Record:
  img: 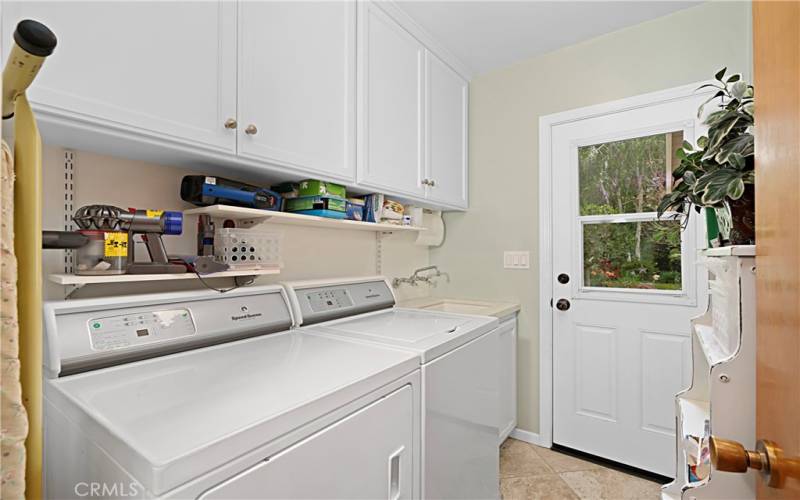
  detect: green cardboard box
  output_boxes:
[285,195,347,213]
[298,179,346,199]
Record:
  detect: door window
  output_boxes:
[578,131,685,292]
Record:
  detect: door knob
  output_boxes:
[429,179,436,187]
[421,179,431,186]
[557,273,570,284]
[710,436,800,488]
[245,124,258,135]
[224,118,237,129]
[555,299,571,311]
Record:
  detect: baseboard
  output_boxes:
[509,428,546,447]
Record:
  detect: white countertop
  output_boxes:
[398,296,521,319]
[702,245,756,257]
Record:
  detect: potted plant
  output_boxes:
[657,68,755,245]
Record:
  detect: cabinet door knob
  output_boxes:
[245,124,258,135]
[224,118,237,129]
[421,179,430,186]
[429,179,436,187]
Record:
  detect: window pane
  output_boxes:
[579,131,683,215]
[583,220,682,290]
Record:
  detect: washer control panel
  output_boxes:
[88,309,196,351]
[307,289,354,313]
[293,279,395,325]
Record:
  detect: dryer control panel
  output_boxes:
[88,308,196,352]
[44,286,293,378]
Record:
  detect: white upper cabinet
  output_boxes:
[357,3,426,199]
[4,1,470,209]
[237,1,356,183]
[425,51,468,208]
[1,1,237,153]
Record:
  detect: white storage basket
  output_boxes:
[214,228,282,269]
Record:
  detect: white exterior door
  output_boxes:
[425,51,468,208]
[1,1,237,153]
[357,3,426,198]
[550,90,709,475]
[237,1,356,183]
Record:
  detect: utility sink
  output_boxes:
[418,299,501,315]
[399,297,520,319]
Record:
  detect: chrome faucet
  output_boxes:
[392,265,450,288]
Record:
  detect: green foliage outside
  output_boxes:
[579,134,683,290]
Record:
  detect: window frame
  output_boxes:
[569,123,701,306]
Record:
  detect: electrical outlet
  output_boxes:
[503,251,530,269]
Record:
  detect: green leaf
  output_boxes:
[728,153,746,170]
[715,134,754,164]
[704,115,741,158]
[714,67,727,81]
[704,109,735,128]
[697,136,709,148]
[697,90,725,118]
[727,178,745,199]
[683,171,697,185]
[701,184,729,206]
[726,74,741,83]
[696,83,723,92]
[682,140,694,151]
[731,81,748,99]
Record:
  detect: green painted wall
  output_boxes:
[430,0,752,435]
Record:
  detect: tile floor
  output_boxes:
[500,438,664,499]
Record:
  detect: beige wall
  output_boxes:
[430,1,753,434]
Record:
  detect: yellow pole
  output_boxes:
[3,20,56,499]
[13,93,43,500]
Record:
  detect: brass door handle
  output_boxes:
[710,436,800,489]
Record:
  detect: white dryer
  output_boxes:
[42,285,421,499]
[283,277,501,500]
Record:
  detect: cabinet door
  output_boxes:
[200,384,414,499]
[237,1,355,183]
[426,51,469,208]
[357,3,426,198]
[498,318,518,443]
[1,1,237,153]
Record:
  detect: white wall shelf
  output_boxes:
[49,268,280,286]
[184,205,427,233]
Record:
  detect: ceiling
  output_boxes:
[396,1,702,75]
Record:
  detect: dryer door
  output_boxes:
[199,384,414,499]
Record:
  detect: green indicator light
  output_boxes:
[93,322,101,329]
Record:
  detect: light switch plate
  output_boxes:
[504,251,530,269]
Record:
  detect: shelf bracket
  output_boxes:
[64,283,85,300]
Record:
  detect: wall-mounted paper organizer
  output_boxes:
[662,245,756,499]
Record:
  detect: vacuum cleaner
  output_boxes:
[72,204,185,274]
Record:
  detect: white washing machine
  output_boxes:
[42,285,421,499]
[283,277,501,500]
